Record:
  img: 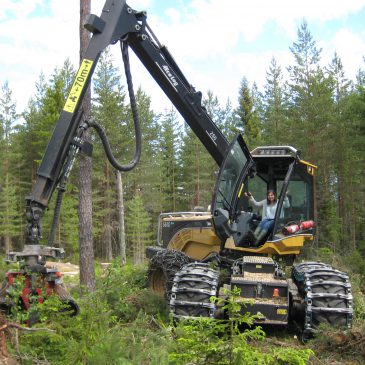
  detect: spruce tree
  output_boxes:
[236,77,262,148]
[327,53,355,250]
[158,108,183,212]
[92,48,126,260]
[287,21,337,247]
[123,88,160,219]
[19,63,78,253]
[126,193,152,264]
[262,57,288,145]
[0,82,20,252]
[344,64,365,253]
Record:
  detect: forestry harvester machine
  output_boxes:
[0,0,352,336]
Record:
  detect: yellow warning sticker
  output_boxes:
[63,59,94,114]
[277,309,287,315]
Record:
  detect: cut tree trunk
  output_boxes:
[78,0,95,292]
[116,171,126,265]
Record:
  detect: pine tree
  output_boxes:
[78,0,96,292]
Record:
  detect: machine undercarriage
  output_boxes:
[149,247,353,339]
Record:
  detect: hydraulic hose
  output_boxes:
[86,40,141,171]
[47,41,142,246]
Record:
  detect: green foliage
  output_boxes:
[352,281,365,325]
[13,264,171,364]
[0,81,22,251]
[125,194,153,263]
[1,22,364,264]
[4,274,70,324]
[0,174,21,245]
[16,292,115,364]
[272,347,313,365]
[180,125,215,209]
[315,247,335,265]
[0,264,318,365]
[5,276,30,323]
[236,77,262,148]
[261,57,288,145]
[343,250,365,277]
[169,287,313,365]
[91,48,127,259]
[158,108,183,212]
[99,261,169,322]
[1,17,365,365]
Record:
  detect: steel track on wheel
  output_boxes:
[292,262,353,338]
[170,262,219,319]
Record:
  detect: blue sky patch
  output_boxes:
[29,0,53,19]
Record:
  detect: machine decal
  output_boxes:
[162,65,178,86]
[155,62,178,91]
[63,59,94,113]
[206,130,218,146]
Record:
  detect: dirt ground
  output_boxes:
[0,357,19,365]
[45,261,79,277]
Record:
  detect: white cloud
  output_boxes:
[1,0,365,116]
[147,0,365,58]
[325,28,365,79]
[0,1,80,111]
[0,0,43,20]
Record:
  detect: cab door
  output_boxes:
[211,134,255,243]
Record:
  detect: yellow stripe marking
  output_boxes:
[238,183,244,198]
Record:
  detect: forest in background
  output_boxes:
[0,21,364,273]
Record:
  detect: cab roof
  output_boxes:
[250,146,300,159]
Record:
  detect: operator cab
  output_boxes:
[212,136,316,255]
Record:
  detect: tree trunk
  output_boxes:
[116,171,126,265]
[194,139,200,208]
[4,174,12,253]
[134,233,144,265]
[4,236,11,254]
[105,162,113,261]
[78,0,95,292]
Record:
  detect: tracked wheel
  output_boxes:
[170,262,219,318]
[147,249,191,298]
[292,262,353,337]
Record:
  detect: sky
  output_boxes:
[1,0,365,117]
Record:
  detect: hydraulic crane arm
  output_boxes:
[25,0,229,244]
[126,21,229,163]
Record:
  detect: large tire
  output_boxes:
[147,249,191,298]
[292,262,353,334]
[170,262,219,318]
